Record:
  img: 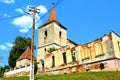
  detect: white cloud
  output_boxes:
[15,8,24,14]
[0,0,15,4]
[0,43,13,50]
[13,15,32,27]
[6,43,13,47]
[12,15,32,33]
[3,13,10,17]
[13,5,47,33]
[37,5,48,14]
[20,28,29,33]
[0,45,8,50]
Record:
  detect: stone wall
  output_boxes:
[37,31,120,74]
[45,58,120,74]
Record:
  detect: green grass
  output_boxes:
[1,71,120,80]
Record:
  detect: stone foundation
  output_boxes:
[4,58,120,77]
[44,58,120,74]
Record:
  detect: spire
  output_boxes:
[38,3,67,30]
[45,3,58,24]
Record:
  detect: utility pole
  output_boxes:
[30,7,36,80]
[26,7,40,80]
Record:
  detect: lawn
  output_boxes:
[0,71,120,80]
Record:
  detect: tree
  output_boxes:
[0,65,9,78]
[0,66,3,77]
[34,61,38,75]
[8,36,31,68]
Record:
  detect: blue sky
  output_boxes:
[0,0,120,66]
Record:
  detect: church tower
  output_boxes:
[38,4,67,60]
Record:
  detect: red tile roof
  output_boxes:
[17,47,36,61]
[38,4,67,30]
[45,4,58,24]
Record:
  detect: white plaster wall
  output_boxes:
[5,66,30,76]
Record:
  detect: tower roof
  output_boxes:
[38,3,67,30]
[45,3,58,24]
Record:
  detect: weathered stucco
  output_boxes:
[37,29,120,74]
[4,5,120,78]
[16,59,30,68]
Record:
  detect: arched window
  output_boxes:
[45,30,47,37]
[118,41,120,52]
[59,31,62,38]
[44,48,46,52]
[63,52,67,64]
[71,50,76,62]
[51,56,55,68]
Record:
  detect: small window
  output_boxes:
[118,41,120,52]
[41,59,45,72]
[100,63,104,70]
[45,30,47,37]
[63,52,67,64]
[59,31,62,38]
[71,50,76,62]
[44,48,46,52]
[51,56,55,68]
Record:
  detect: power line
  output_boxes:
[0,14,23,21]
[23,28,32,38]
[0,0,32,21]
[0,1,34,21]
[0,0,63,39]
[23,0,63,38]
[0,0,63,21]
[33,0,39,6]
[35,0,63,25]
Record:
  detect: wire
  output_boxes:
[23,28,32,38]
[33,0,39,6]
[0,0,34,21]
[0,14,24,21]
[24,0,63,38]
[35,0,63,25]
[0,0,63,39]
[23,0,62,38]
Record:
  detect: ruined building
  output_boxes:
[37,4,120,74]
[4,4,120,77]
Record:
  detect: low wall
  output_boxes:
[4,58,120,77]
[4,66,31,78]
